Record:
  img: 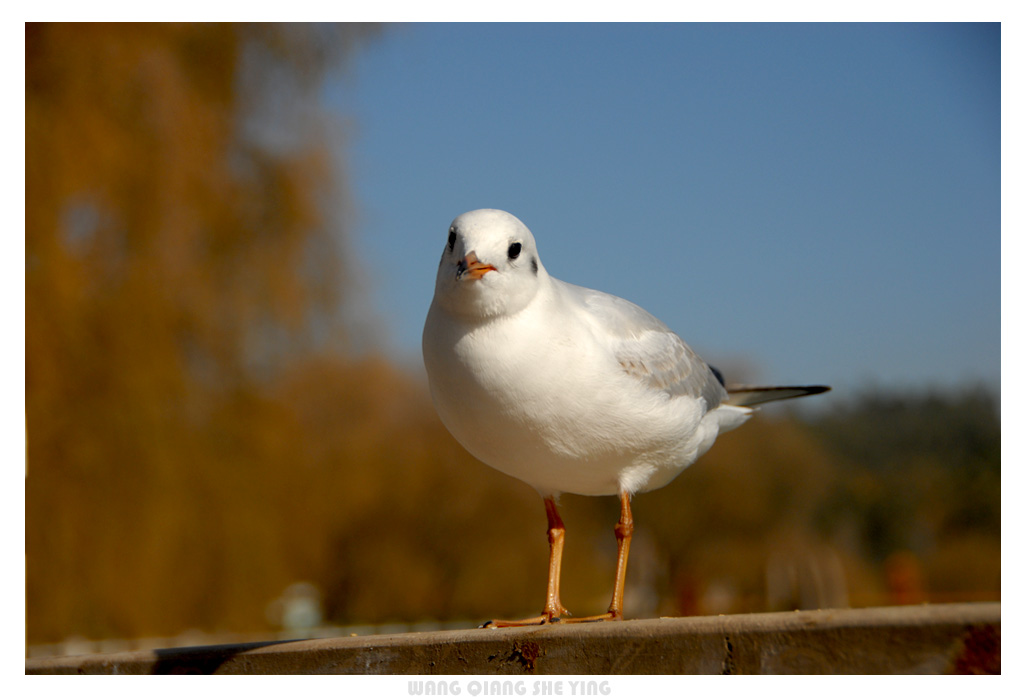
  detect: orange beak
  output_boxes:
[458,251,497,280]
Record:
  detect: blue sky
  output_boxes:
[324,23,1000,401]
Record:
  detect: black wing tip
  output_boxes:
[710,365,726,387]
[729,384,831,394]
[724,384,832,407]
[797,385,831,397]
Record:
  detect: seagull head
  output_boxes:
[432,209,547,319]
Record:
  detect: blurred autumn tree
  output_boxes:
[25,23,1000,649]
[25,22,386,642]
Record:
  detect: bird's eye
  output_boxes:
[447,228,456,251]
[508,242,522,260]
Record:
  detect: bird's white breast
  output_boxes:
[423,283,719,497]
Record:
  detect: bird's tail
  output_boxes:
[724,384,831,407]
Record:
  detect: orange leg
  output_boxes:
[484,496,571,627]
[484,492,634,627]
[571,491,633,622]
[607,491,634,618]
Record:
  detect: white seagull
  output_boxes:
[422,209,829,626]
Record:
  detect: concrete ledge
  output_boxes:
[25,602,999,675]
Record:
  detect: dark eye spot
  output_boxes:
[508,242,522,260]
[447,228,456,251]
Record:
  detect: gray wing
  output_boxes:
[559,280,727,409]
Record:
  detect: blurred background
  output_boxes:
[25,22,999,654]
